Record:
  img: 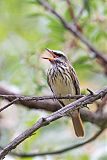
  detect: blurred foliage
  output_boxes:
[0,0,107,160]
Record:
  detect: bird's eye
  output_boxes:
[53,52,61,57]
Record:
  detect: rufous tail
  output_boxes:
[70,110,84,137]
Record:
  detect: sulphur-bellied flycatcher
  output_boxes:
[43,49,84,137]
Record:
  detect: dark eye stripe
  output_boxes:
[53,52,62,57]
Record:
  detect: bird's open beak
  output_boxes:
[42,57,54,61]
[42,48,56,61]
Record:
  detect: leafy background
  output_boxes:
[0,0,107,160]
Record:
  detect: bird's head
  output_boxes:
[42,48,68,65]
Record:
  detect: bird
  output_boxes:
[42,48,84,137]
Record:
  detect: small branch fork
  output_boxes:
[0,86,107,159]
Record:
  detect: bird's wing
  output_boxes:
[47,69,55,95]
[69,65,80,95]
[47,74,53,93]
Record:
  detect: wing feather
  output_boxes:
[68,64,80,95]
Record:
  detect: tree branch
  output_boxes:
[0,94,84,112]
[37,0,107,75]
[0,86,107,127]
[0,94,84,101]
[0,86,107,159]
[0,86,60,112]
[0,128,104,158]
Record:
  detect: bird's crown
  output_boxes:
[46,48,66,58]
[51,50,65,56]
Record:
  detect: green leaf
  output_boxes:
[79,154,90,160]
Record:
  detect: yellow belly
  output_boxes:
[49,70,76,106]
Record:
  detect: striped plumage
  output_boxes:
[43,49,84,137]
[47,60,78,105]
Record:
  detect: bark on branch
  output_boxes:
[0,93,84,112]
[0,86,107,127]
[0,86,107,159]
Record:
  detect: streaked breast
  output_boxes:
[48,66,76,105]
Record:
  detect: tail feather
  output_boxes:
[70,110,84,137]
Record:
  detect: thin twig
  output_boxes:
[66,0,75,20]
[0,86,107,159]
[74,6,84,23]
[0,98,19,112]
[0,94,84,112]
[1,129,104,157]
[0,94,84,101]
